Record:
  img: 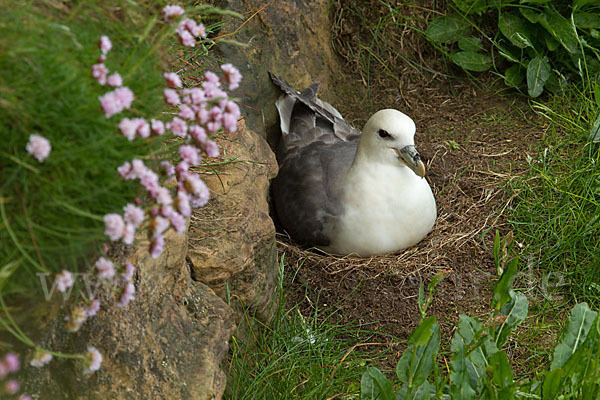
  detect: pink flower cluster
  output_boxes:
[26,134,51,162]
[0,353,29,399]
[161,5,207,48]
[93,35,135,118]
[83,347,103,375]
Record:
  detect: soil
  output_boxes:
[276,0,547,373]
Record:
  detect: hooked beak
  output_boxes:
[393,145,426,178]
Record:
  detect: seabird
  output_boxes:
[270,74,436,256]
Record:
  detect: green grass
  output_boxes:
[507,82,600,305]
[0,1,172,296]
[225,257,394,399]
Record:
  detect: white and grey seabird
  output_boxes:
[270,74,436,256]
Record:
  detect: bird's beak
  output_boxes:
[394,145,426,178]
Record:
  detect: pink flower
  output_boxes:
[205,71,220,85]
[104,213,125,241]
[164,72,182,88]
[160,161,175,176]
[176,191,191,217]
[122,261,135,282]
[178,105,195,120]
[117,161,134,179]
[19,395,32,400]
[118,118,138,141]
[179,144,200,165]
[136,118,150,138]
[117,282,135,307]
[85,299,100,317]
[114,87,134,108]
[131,159,148,178]
[4,353,19,373]
[164,88,180,105]
[175,161,189,176]
[95,257,115,280]
[56,270,74,293]
[0,363,6,379]
[204,140,220,157]
[97,54,106,63]
[196,106,209,124]
[170,212,186,233]
[98,35,112,54]
[178,18,204,38]
[65,306,87,332]
[83,347,102,374]
[151,119,165,136]
[184,173,208,197]
[122,223,136,245]
[26,134,51,162]
[150,235,165,258]
[167,117,187,137]
[187,88,206,104]
[162,5,184,21]
[123,204,144,227]
[30,350,52,368]
[189,125,207,143]
[107,73,122,87]
[177,29,195,47]
[151,216,169,237]
[223,113,238,132]
[92,63,109,85]
[5,379,19,394]
[161,204,174,218]
[99,87,134,118]
[155,187,173,205]
[221,63,242,90]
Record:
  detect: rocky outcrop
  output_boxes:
[187,118,278,321]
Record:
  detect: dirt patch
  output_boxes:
[277,0,545,372]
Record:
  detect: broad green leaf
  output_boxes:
[527,56,551,97]
[491,257,518,310]
[498,13,534,48]
[397,318,440,388]
[452,0,490,15]
[494,291,529,347]
[361,370,377,400]
[519,8,541,24]
[450,51,492,71]
[574,0,597,10]
[594,81,600,107]
[459,36,484,52]
[574,12,600,29]
[426,16,470,43]
[411,381,435,400]
[545,34,560,51]
[588,115,600,142]
[542,368,562,400]
[539,8,580,54]
[488,351,513,388]
[504,64,524,87]
[551,303,598,369]
[369,367,396,400]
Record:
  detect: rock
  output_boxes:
[187,118,279,321]
[18,229,235,400]
[215,0,342,145]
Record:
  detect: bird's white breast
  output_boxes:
[327,163,436,256]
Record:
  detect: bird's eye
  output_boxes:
[378,129,391,139]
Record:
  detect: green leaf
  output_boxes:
[426,16,470,43]
[504,64,524,87]
[520,0,551,3]
[574,0,597,10]
[498,13,534,48]
[588,115,600,143]
[396,318,440,389]
[519,8,542,24]
[362,367,395,400]
[594,81,600,107]
[450,316,481,399]
[491,257,518,310]
[538,8,580,54]
[452,0,490,15]
[494,291,529,347]
[551,303,598,370]
[450,51,492,71]
[542,368,562,400]
[527,56,551,97]
[574,12,600,29]
[545,34,560,51]
[459,36,484,52]
[488,351,513,389]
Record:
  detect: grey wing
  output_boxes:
[273,138,356,247]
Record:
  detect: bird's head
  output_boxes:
[359,109,426,177]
